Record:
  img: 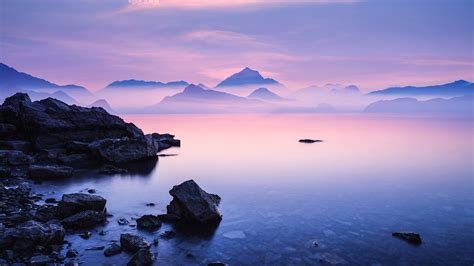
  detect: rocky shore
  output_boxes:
[0,93,223,265]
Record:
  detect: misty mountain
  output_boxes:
[368,80,473,96]
[247,87,284,101]
[364,95,473,115]
[89,99,115,113]
[146,84,267,113]
[215,67,283,88]
[294,84,361,97]
[104,79,189,89]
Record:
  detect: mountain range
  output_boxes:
[104,79,189,89]
[368,80,473,96]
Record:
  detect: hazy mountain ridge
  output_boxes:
[105,79,189,89]
[368,80,473,96]
[216,67,283,88]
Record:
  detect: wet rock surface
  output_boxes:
[58,193,107,217]
[163,179,222,224]
[127,248,155,266]
[392,232,422,245]
[120,233,151,253]
[104,243,122,257]
[28,164,74,179]
[136,215,162,231]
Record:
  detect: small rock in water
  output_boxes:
[117,218,130,225]
[223,230,246,239]
[87,189,96,194]
[208,262,228,266]
[120,233,151,253]
[85,246,105,251]
[299,139,323,143]
[127,248,155,266]
[153,238,159,246]
[99,230,107,236]
[66,248,79,258]
[145,203,155,207]
[80,231,92,239]
[160,230,176,239]
[313,240,319,247]
[136,215,161,231]
[104,243,122,257]
[392,232,422,245]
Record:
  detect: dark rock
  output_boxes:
[165,179,222,224]
[145,203,155,207]
[120,234,150,253]
[58,193,106,217]
[88,136,160,163]
[87,189,96,194]
[0,140,32,152]
[0,167,11,178]
[28,165,74,179]
[136,215,161,231]
[127,249,154,266]
[66,248,79,258]
[29,255,52,265]
[160,230,176,239]
[299,139,323,143]
[208,262,228,266]
[80,231,92,239]
[117,218,130,226]
[153,238,159,246]
[392,232,422,245]
[0,150,33,166]
[85,246,105,251]
[0,220,65,251]
[104,243,122,257]
[0,123,16,137]
[61,210,106,229]
[44,198,58,204]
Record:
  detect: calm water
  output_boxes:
[36,114,474,265]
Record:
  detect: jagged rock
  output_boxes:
[104,243,122,257]
[120,234,150,253]
[0,220,65,251]
[0,150,33,166]
[164,180,222,224]
[28,165,74,179]
[136,215,161,231]
[392,232,422,245]
[61,210,106,229]
[58,193,106,217]
[127,249,154,266]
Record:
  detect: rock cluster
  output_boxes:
[0,93,180,179]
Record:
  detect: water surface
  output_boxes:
[36,114,474,265]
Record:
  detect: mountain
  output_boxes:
[0,63,88,92]
[215,67,283,88]
[147,84,267,113]
[247,87,284,101]
[89,99,115,113]
[364,95,473,115]
[293,84,360,97]
[104,79,189,89]
[368,80,474,96]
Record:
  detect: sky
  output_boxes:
[0,0,473,91]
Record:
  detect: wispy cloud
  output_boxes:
[182,30,265,46]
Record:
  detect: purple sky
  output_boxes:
[1,0,473,91]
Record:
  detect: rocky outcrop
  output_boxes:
[58,193,107,218]
[392,232,422,245]
[0,93,180,176]
[120,234,150,253]
[162,180,222,224]
[28,165,74,179]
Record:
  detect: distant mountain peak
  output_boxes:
[247,87,283,101]
[183,84,206,94]
[216,67,282,88]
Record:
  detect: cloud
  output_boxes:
[181,30,266,46]
[124,0,359,11]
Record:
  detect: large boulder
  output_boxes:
[164,180,222,224]
[61,210,106,229]
[0,220,65,251]
[120,234,150,253]
[58,193,106,217]
[127,249,154,266]
[28,164,74,179]
[136,215,161,231]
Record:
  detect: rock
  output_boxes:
[66,248,79,258]
[85,246,105,251]
[136,215,161,231]
[117,218,130,225]
[0,150,33,166]
[87,189,96,194]
[88,137,159,163]
[0,140,32,152]
[28,165,74,179]
[392,232,422,245]
[160,230,175,239]
[104,243,122,257]
[0,123,16,137]
[153,238,159,246]
[208,262,227,266]
[127,249,154,266]
[0,220,65,251]
[0,167,11,178]
[58,193,106,217]
[120,234,150,253]
[61,210,106,229]
[165,179,222,224]
[299,139,323,143]
[45,198,58,204]
[145,203,155,207]
[80,231,92,239]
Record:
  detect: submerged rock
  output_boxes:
[104,243,122,257]
[28,165,74,179]
[136,215,161,231]
[61,210,106,229]
[127,248,154,266]
[392,232,422,245]
[299,139,323,143]
[163,179,222,224]
[120,234,150,253]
